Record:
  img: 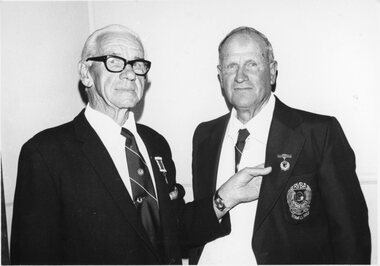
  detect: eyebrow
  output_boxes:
[106,54,145,60]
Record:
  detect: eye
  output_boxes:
[133,61,146,70]
[245,61,257,69]
[106,57,124,71]
[108,57,123,66]
[132,61,149,74]
[223,63,238,73]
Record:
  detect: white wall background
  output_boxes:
[1,0,379,263]
[1,0,90,256]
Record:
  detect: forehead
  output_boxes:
[220,33,266,60]
[97,31,144,58]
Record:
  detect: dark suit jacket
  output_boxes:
[190,97,371,264]
[10,110,227,265]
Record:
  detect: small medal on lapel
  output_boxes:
[277,153,292,171]
[154,156,168,184]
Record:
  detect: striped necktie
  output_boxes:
[235,128,250,172]
[120,128,162,250]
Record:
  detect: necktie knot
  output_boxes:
[237,128,250,143]
[121,127,134,147]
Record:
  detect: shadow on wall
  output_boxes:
[1,160,10,265]
[77,80,151,122]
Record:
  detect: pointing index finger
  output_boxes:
[246,166,272,177]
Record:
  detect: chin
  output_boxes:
[112,100,137,109]
[231,97,255,107]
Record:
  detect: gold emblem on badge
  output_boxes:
[277,154,292,171]
[287,182,312,220]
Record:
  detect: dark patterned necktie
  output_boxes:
[235,128,250,173]
[120,128,161,250]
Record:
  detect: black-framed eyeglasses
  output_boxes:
[86,55,151,76]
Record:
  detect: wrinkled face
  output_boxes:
[218,33,277,112]
[87,32,146,111]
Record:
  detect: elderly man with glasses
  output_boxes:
[11,24,268,265]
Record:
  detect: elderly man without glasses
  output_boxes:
[189,26,371,264]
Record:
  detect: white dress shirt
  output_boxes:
[198,93,275,265]
[84,105,158,199]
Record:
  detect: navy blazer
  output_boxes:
[11,110,229,265]
[190,97,371,264]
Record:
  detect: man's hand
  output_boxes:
[214,165,272,218]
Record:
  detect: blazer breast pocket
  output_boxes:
[282,172,317,224]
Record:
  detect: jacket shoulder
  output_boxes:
[137,123,167,143]
[136,123,172,154]
[295,108,334,125]
[24,120,75,149]
[292,108,344,138]
[193,113,229,139]
[278,100,349,154]
[196,113,229,129]
[276,98,336,130]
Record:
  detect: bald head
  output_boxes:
[218,26,274,63]
[80,24,144,63]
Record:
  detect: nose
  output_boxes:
[234,66,248,83]
[119,64,136,81]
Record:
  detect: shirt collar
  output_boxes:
[121,111,137,134]
[227,93,275,144]
[84,104,137,139]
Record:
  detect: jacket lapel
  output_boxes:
[195,114,229,197]
[73,111,159,259]
[254,97,305,233]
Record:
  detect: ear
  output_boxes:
[269,60,278,85]
[78,62,94,87]
[217,65,223,88]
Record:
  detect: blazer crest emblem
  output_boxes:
[287,182,312,220]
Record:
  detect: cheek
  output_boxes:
[257,68,271,84]
[220,76,234,98]
[93,71,115,93]
[136,78,145,96]
[103,77,118,96]
[221,74,234,89]
[248,71,269,87]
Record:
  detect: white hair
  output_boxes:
[80,24,144,62]
[218,26,275,63]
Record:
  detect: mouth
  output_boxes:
[234,87,252,91]
[115,87,136,92]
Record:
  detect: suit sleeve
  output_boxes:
[319,117,371,263]
[178,124,230,249]
[178,195,231,248]
[11,141,63,264]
